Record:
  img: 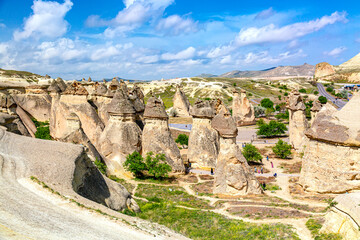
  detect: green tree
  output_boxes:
[275,110,289,120]
[145,152,172,179]
[124,151,147,178]
[175,134,189,148]
[242,144,262,162]
[314,91,319,95]
[284,92,288,96]
[275,104,281,111]
[260,98,274,109]
[299,88,306,93]
[257,120,287,137]
[326,86,334,93]
[272,139,292,159]
[318,96,327,104]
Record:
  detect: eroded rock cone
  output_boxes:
[129,84,145,129]
[142,96,184,172]
[300,93,360,193]
[212,107,262,195]
[188,99,219,168]
[172,85,190,116]
[55,77,67,92]
[63,81,89,96]
[232,89,255,126]
[287,90,308,150]
[98,90,142,178]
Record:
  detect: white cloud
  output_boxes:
[157,15,199,35]
[161,47,196,60]
[220,55,232,64]
[243,49,306,65]
[14,0,73,41]
[0,23,6,28]
[36,38,84,61]
[135,54,159,63]
[87,0,175,37]
[255,7,276,20]
[235,11,347,46]
[324,46,347,56]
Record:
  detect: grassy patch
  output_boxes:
[135,184,212,209]
[134,200,300,239]
[265,184,281,191]
[306,218,342,240]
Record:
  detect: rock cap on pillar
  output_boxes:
[189,99,215,118]
[287,90,306,111]
[107,90,135,115]
[143,96,168,120]
[211,107,238,138]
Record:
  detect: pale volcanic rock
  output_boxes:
[15,105,37,138]
[12,93,51,122]
[188,99,219,168]
[321,193,360,239]
[129,84,145,129]
[98,90,142,177]
[142,97,184,172]
[212,108,262,195]
[287,90,308,150]
[172,85,190,116]
[0,127,139,212]
[314,62,336,78]
[232,89,255,126]
[300,94,360,193]
[310,99,322,126]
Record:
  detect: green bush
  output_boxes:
[260,98,274,109]
[275,110,289,120]
[124,151,147,178]
[228,96,233,102]
[242,144,262,162]
[306,219,342,240]
[175,134,189,147]
[35,126,51,140]
[272,139,292,159]
[275,104,281,111]
[278,95,281,100]
[318,96,327,104]
[284,92,288,96]
[124,151,172,179]
[94,159,107,175]
[299,88,306,93]
[145,152,172,179]
[257,121,287,137]
[314,91,319,95]
[326,86,334,93]
[256,118,265,126]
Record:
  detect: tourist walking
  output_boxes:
[254,167,257,173]
[261,167,263,174]
[266,155,269,161]
[271,161,274,168]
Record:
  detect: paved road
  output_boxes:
[317,83,346,109]
[190,169,299,177]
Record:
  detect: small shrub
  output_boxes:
[248,93,253,96]
[314,90,319,95]
[175,134,189,147]
[278,95,281,100]
[299,88,306,93]
[272,139,292,159]
[275,110,289,120]
[94,159,107,175]
[242,144,262,162]
[228,96,233,102]
[284,92,288,96]
[326,86,334,93]
[318,96,327,104]
[275,104,281,111]
[260,98,274,109]
[233,83,236,87]
[35,126,51,140]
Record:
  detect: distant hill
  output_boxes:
[219,63,315,78]
[314,52,360,83]
[196,73,218,78]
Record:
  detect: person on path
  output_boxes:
[266,155,269,161]
[258,169,260,174]
[271,161,274,168]
[274,173,277,178]
[254,167,257,173]
[210,168,214,175]
[261,167,263,174]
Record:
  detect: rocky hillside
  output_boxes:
[0,68,51,87]
[219,64,315,78]
[314,52,360,82]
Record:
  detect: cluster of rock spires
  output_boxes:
[232,89,255,126]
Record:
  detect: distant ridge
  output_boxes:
[219,63,315,78]
[196,73,218,78]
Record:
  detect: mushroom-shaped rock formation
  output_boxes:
[0,127,139,212]
[63,81,89,96]
[106,78,120,97]
[188,99,219,168]
[55,77,67,92]
[211,107,262,195]
[287,90,308,150]
[172,85,190,117]
[47,80,61,94]
[310,99,322,125]
[98,90,142,178]
[232,89,255,126]
[142,96,185,172]
[299,93,360,193]
[90,82,112,126]
[129,84,145,129]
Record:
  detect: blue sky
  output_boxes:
[0,0,359,80]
